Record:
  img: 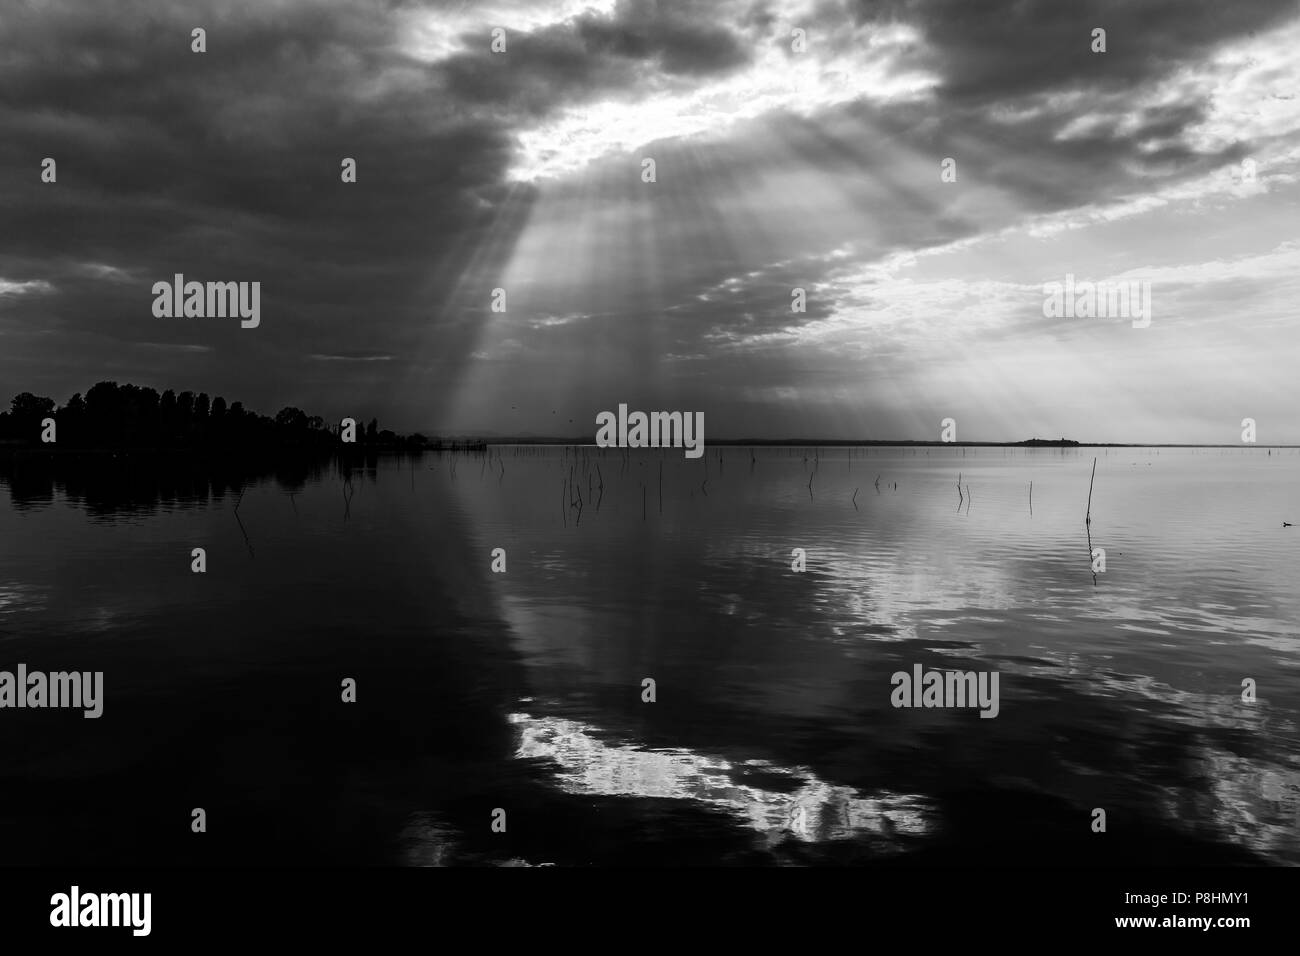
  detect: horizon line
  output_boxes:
[467,438,1300,449]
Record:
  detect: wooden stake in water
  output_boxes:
[1086,458,1097,525]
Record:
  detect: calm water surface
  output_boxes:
[1,446,1297,865]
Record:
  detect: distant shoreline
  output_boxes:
[477,439,1300,449]
[3,440,1296,457]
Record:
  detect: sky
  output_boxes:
[2,0,1298,442]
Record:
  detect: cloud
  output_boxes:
[0,278,54,297]
[75,263,135,283]
[136,342,213,353]
[309,352,395,361]
[848,0,1297,103]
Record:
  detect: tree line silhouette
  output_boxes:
[0,381,470,451]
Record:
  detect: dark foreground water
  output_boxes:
[1,446,1297,866]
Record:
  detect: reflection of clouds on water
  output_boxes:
[1099,600,1300,655]
[399,812,457,867]
[0,580,48,618]
[1198,760,1300,861]
[1007,658,1300,864]
[509,712,933,847]
[401,814,562,868]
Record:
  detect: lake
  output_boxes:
[1,445,1297,865]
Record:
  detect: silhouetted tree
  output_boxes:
[10,393,55,440]
[275,406,308,432]
[176,391,195,442]
[85,382,123,445]
[124,385,159,444]
[2,384,449,452]
[209,396,227,441]
[195,393,210,434]
[160,389,177,442]
[57,393,86,444]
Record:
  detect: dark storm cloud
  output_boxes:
[849,0,1296,102]
[575,3,752,76]
[437,0,754,116]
